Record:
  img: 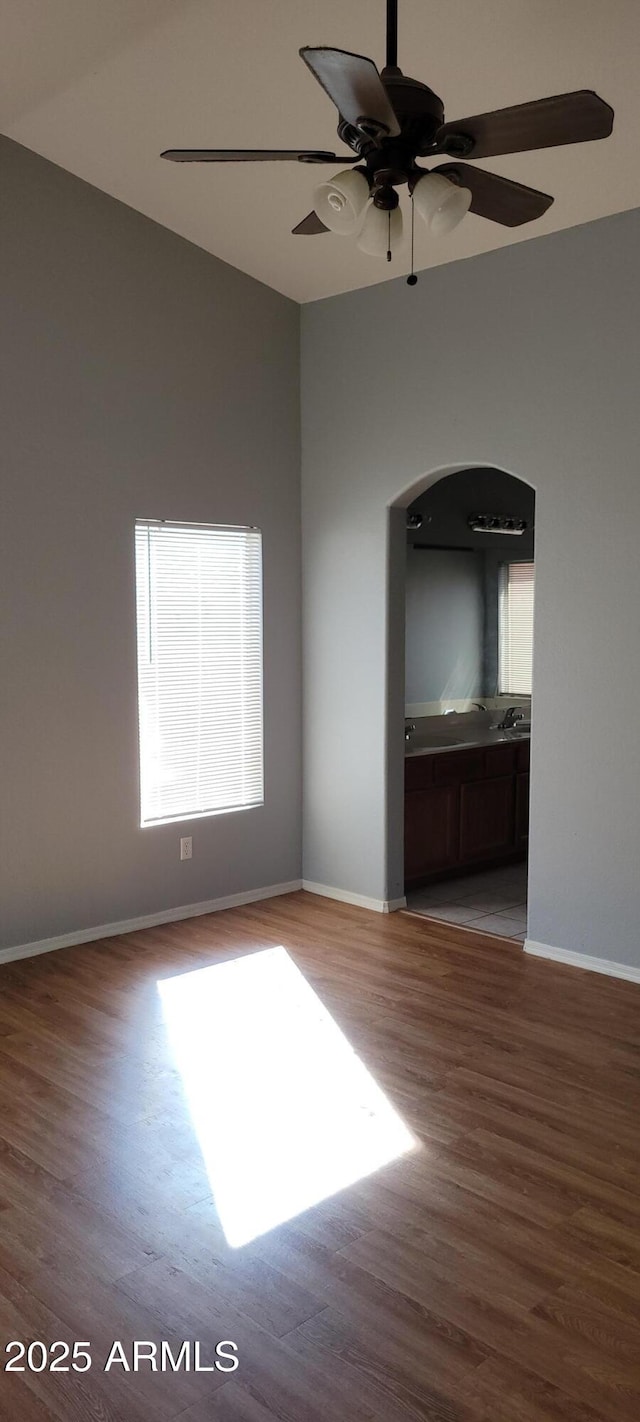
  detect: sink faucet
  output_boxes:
[498,706,525,730]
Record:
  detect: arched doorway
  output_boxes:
[386,464,536,940]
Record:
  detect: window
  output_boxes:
[498,561,535,695]
[135,520,263,826]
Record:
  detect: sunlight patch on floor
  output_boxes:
[158,946,415,1247]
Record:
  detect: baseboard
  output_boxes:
[302,881,406,914]
[0,880,303,967]
[384,896,408,913]
[524,938,640,984]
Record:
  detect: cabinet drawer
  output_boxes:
[433,749,485,785]
[485,744,517,777]
[517,739,530,772]
[405,754,434,790]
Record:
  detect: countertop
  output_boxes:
[405,729,530,758]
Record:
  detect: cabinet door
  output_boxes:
[459,776,514,861]
[404,785,458,882]
[515,772,530,849]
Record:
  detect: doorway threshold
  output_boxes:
[401,907,523,951]
[404,861,528,943]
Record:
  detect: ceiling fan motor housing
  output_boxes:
[382,71,445,139]
[338,71,446,190]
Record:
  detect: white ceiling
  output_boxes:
[3,1,639,303]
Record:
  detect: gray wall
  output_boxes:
[301,208,640,967]
[0,137,301,950]
[405,548,484,704]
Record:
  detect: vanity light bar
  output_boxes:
[468,514,528,535]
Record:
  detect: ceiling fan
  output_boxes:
[161,0,614,280]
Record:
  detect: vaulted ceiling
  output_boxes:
[2,1,638,302]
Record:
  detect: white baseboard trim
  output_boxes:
[302,881,406,914]
[524,938,640,984]
[385,896,408,913]
[0,880,303,968]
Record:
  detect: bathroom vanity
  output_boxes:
[404,733,530,888]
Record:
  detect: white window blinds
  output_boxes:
[135,521,263,826]
[498,561,535,696]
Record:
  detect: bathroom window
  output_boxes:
[498,561,535,696]
[135,520,263,826]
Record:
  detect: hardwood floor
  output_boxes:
[0,891,638,1421]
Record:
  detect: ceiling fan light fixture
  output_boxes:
[312,168,369,234]
[356,202,403,257]
[412,171,471,236]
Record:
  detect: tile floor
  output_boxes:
[405,861,528,942]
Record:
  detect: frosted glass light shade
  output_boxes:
[357,203,403,257]
[412,172,471,236]
[313,169,370,235]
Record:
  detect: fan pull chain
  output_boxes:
[407,196,418,286]
[387,210,392,262]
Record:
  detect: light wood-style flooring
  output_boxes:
[0,891,638,1421]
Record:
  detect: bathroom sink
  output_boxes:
[407,732,482,752]
[406,726,530,755]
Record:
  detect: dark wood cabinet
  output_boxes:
[516,739,530,773]
[433,748,485,784]
[405,739,529,889]
[404,784,458,879]
[515,772,530,850]
[484,743,517,778]
[460,776,514,861]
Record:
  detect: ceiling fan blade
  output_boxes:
[437,162,553,226]
[292,212,330,235]
[435,90,613,160]
[161,149,358,163]
[300,47,400,139]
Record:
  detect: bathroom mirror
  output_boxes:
[405,468,535,718]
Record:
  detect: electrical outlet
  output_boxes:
[180,836,192,861]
